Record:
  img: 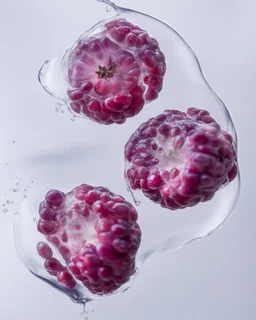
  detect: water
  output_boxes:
[13,0,240,309]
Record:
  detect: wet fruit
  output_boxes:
[125,108,238,209]
[37,184,141,295]
[67,18,166,124]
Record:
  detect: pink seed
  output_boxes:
[37,242,53,259]
[39,207,56,221]
[57,271,76,290]
[38,220,55,235]
[44,258,64,276]
[45,190,65,206]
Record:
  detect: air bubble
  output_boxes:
[3,209,8,213]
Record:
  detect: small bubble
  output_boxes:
[3,209,8,213]
[11,201,13,204]
[16,182,20,186]
[33,217,38,223]
[71,117,76,122]
[14,211,19,215]
[13,141,15,144]
[13,189,18,192]
[61,110,64,113]
[5,162,9,166]
[2,204,5,207]
[31,181,34,184]
[106,5,112,12]
[6,200,10,204]
[55,107,60,112]
[24,189,27,192]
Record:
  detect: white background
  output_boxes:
[0,0,254,319]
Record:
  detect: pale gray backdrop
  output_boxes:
[0,0,254,319]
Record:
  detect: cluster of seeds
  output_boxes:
[37,185,141,295]
[125,108,238,209]
[67,18,166,124]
